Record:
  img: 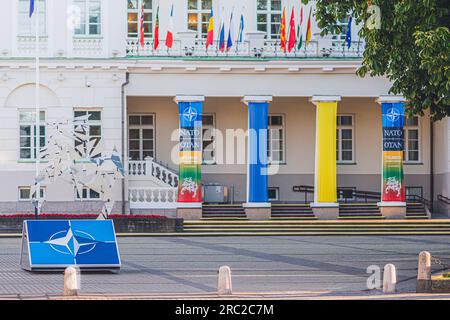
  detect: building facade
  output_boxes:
[0,0,449,218]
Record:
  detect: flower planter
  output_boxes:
[431,275,450,293]
[0,214,183,234]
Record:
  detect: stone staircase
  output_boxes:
[128,158,179,210]
[202,204,246,219]
[183,220,450,236]
[271,204,316,220]
[406,202,429,219]
[339,203,383,219]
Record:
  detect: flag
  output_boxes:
[218,21,225,52]
[153,5,160,50]
[280,7,286,52]
[139,4,145,48]
[29,0,35,17]
[346,15,353,48]
[287,7,296,53]
[238,13,244,42]
[205,8,214,49]
[305,7,312,47]
[165,4,174,48]
[297,6,304,50]
[226,10,234,51]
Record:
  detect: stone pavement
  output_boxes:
[1,235,450,298]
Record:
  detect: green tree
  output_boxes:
[304,0,450,120]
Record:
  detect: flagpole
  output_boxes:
[34,0,40,218]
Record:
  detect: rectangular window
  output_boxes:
[338,187,356,201]
[406,186,423,198]
[268,115,285,164]
[18,0,46,36]
[404,116,420,163]
[337,115,354,163]
[73,0,102,36]
[202,114,215,165]
[74,110,102,158]
[128,114,155,161]
[19,110,46,160]
[257,0,282,40]
[188,0,212,38]
[127,0,152,38]
[268,187,279,201]
[76,187,100,200]
[18,186,45,201]
[332,18,349,42]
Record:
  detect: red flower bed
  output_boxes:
[0,213,165,219]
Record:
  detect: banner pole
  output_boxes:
[34,0,40,218]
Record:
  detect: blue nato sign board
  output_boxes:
[20,220,121,272]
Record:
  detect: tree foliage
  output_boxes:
[304,0,450,120]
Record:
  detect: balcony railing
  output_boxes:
[16,36,48,56]
[72,37,104,57]
[126,38,364,59]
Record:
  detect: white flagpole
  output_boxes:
[34,0,40,217]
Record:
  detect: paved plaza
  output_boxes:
[1,235,450,298]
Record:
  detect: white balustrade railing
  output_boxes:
[128,158,179,187]
[16,36,48,56]
[262,40,319,58]
[72,37,104,57]
[329,40,365,58]
[129,160,147,176]
[125,38,364,58]
[126,38,183,56]
[192,40,251,57]
[129,187,178,209]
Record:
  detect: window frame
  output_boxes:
[75,187,101,201]
[332,17,349,43]
[256,0,283,40]
[18,110,46,161]
[268,114,286,165]
[128,113,156,161]
[18,0,47,36]
[268,187,280,201]
[403,116,421,164]
[127,0,153,39]
[336,114,355,164]
[187,0,213,39]
[73,0,102,37]
[202,113,216,165]
[18,186,46,202]
[73,108,103,159]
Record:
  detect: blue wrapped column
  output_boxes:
[242,96,272,219]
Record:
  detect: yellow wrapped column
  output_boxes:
[310,96,341,219]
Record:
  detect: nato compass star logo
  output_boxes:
[183,106,198,122]
[45,227,98,257]
[386,107,401,123]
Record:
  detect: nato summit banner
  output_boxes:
[178,101,203,203]
[381,103,405,202]
[20,220,121,271]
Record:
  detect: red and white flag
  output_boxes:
[139,4,145,48]
[287,7,296,52]
[165,4,174,48]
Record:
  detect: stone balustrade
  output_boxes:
[129,187,178,209]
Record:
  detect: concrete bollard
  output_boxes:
[417,251,432,293]
[383,264,397,293]
[217,266,232,296]
[64,266,80,296]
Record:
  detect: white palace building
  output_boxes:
[0,0,449,220]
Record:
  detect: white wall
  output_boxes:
[0,69,127,202]
[0,0,355,59]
